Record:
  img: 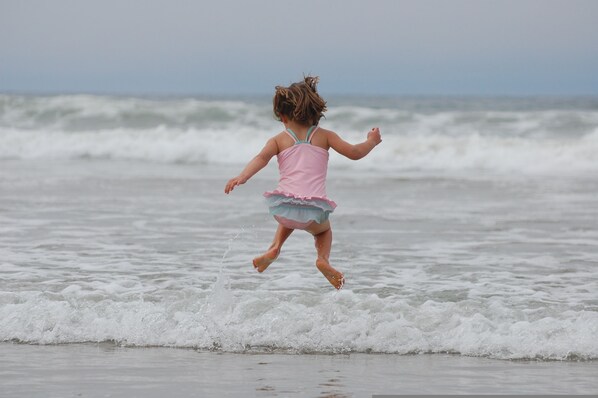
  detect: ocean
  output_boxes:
[1,94,598,391]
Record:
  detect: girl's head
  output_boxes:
[273,76,327,126]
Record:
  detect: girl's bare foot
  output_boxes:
[252,247,279,273]
[316,259,344,289]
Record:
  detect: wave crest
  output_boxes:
[2,284,596,360]
[2,94,598,175]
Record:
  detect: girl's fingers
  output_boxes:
[225,178,243,193]
[225,179,236,193]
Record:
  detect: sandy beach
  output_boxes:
[2,342,598,397]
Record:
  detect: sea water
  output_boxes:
[1,94,597,360]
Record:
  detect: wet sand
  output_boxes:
[2,342,597,397]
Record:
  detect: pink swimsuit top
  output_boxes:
[275,126,330,199]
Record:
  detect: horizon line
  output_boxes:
[2,89,598,99]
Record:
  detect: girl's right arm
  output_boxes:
[328,127,381,160]
[224,138,279,194]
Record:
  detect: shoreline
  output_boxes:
[4,339,598,362]
[2,342,597,397]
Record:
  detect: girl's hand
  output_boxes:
[224,176,247,194]
[367,127,382,146]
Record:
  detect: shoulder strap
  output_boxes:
[284,128,300,143]
[307,126,319,143]
[286,126,318,144]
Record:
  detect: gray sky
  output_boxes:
[2,0,598,95]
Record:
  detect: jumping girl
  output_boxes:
[225,76,381,289]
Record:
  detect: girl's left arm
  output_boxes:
[224,138,279,194]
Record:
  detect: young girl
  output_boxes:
[224,76,381,289]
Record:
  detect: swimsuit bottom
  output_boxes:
[273,215,316,230]
[264,191,336,231]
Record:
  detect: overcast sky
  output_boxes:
[1,0,598,95]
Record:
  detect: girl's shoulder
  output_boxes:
[273,130,292,143]
[311,126,336,150]
[315,126,339,140]
[315,126,334,135]
[272,130,294,153]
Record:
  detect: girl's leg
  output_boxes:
[306,221,344,289]
[253,223,294,272]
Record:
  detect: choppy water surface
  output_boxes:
[1,95,597,359]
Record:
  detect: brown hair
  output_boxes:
[273,75,327,126]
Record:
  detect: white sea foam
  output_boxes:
[2,94,598,174]
[2,126,597,175]
[1,280,597,360]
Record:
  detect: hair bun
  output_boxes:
[303,76,319,92]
